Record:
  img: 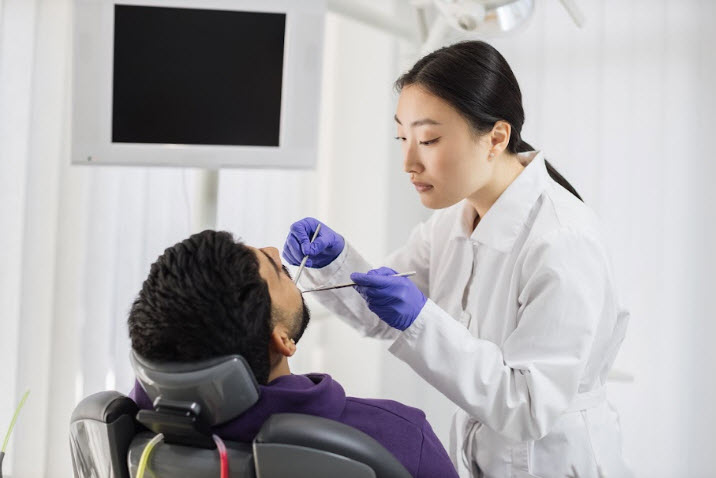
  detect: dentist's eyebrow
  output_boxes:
[394,114,441,127]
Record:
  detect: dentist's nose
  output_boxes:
[403,142,423,174]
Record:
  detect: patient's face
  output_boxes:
[252,246,311,342]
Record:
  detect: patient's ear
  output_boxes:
[269,324,296,358]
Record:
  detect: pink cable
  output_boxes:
[212,434,229,478]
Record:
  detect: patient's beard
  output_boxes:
[291,297,311,344]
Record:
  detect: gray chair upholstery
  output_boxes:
[69,353,412,478]
[129,352,260,427]
[253,413,414,478]
[70,391,138,478]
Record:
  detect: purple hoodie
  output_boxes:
[129,373,457,478]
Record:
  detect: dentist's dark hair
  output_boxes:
[395,40,582,201]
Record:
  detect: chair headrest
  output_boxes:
[130,351,260,426]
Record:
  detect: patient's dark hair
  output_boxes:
[128,230,274,384]
[395,40,582,201]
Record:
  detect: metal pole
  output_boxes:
[192,169,219,232]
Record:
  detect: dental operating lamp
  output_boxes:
[326,0,586,52]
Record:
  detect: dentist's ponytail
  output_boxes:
[395,41,582,202]
[517,139,583,201]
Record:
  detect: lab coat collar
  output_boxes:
[453,151,549,252]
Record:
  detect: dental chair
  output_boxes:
[70,352,412,478]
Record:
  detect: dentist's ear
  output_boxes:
[270,325,297,357]
[489,120,512,155]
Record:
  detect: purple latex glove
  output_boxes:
[350,267,427,331]
[282,217,345,268]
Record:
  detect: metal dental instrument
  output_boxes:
[301,271,417,294]
[293,223,321,285]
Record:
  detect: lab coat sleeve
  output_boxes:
[388,227,607,443]
[299,242,400,340]
[299,216,434,340]
[383,216,433,298]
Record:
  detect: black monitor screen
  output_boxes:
[112,5,285,146]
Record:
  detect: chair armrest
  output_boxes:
[71,391,138,424]
[70,391,139,478]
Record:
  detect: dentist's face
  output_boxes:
[395,85,494,209]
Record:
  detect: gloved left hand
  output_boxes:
[350,267,427,331]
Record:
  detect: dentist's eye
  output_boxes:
[419,137,440,146]
[394,136,406,142]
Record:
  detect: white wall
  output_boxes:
[483,1,716,475]
[1,0,715,476]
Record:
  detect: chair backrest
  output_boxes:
[123,413,414,478]
[253,413,413,478]
[127,431,255,478]
[70,353,413,478]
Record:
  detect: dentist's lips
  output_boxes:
[412,181,434,193]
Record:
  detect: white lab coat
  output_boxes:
[301,151,632,478]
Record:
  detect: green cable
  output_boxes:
[136,433,164,478]
[1,390,30,453]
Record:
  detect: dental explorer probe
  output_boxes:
[301,271,417,294]
[293,223,321,284]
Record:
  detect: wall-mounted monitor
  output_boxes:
[72,0,325,168]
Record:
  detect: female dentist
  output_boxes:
[283,41,631,478]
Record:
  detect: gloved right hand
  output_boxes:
[282,217,345,268]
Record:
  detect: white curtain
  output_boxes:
[2,0,716,476]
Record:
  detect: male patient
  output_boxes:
[127,230,457,478]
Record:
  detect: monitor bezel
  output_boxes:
[71,0,325,168]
